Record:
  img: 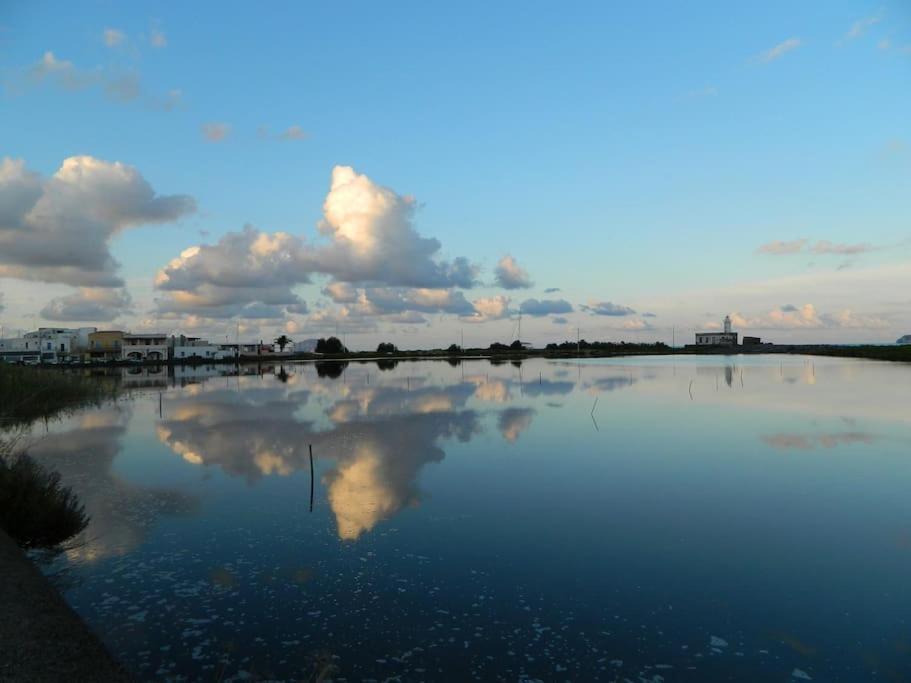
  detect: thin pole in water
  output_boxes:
[309,444,314,513]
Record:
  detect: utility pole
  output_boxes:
[576,327,580,356]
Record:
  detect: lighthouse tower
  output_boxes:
[723,315,732,334]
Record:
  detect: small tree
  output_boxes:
[510,339,524,350]
[274,334,293,352]
[447,343,462,354]
[316,337,347,354]
[376,342,397,353]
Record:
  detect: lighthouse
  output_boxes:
[694,315,739,347]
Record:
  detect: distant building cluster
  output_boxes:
[693,316,763,348]
[0,327,295,365]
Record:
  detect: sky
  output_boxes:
[1,1,909,348]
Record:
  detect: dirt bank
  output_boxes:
[0,529,130,682]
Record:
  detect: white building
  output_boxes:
[169,335,227,361]
[1,327,96,363]
[695,315,739,347]
[0,336,41,363]
[122,333,168,361]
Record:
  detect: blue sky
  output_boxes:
[1,1,909,346]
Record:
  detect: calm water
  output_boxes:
[24,355,911,682]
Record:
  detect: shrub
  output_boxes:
[315,337,347,354]
[0,453,89,549]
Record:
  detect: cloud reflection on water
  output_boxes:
[55,355,908,546]
[25,405,198,563]
[156,377,481,540]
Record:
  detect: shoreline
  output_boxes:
[0,530,131,682]
[19,343,911,369]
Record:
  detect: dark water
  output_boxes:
[24,356,911,681]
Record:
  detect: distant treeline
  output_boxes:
[545,339,670,351]
[781,344,911,363]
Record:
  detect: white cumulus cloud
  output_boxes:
[155,225,309,319]
[154,166,479,325]
[494,254,533,289]
[0,155,195,287]
[312,166,477,288]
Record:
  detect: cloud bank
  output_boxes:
[0,155,195,288]
[154,165,481,325]
[41,287,132,321]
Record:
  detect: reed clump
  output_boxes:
[0,450,89,549]
[0,363,116,428]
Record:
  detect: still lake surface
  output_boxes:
[24,355,911,681]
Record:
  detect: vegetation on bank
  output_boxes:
[315,336,347,354]
[545,339,671,352]
[0,363,117,428]
[0,451,89,549]
[0,364,113,549]
[781,344,911,363]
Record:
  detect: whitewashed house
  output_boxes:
[0,336,41,363]
[17,327,96,362]
[122,333,168,361]
[170,335,220,361]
